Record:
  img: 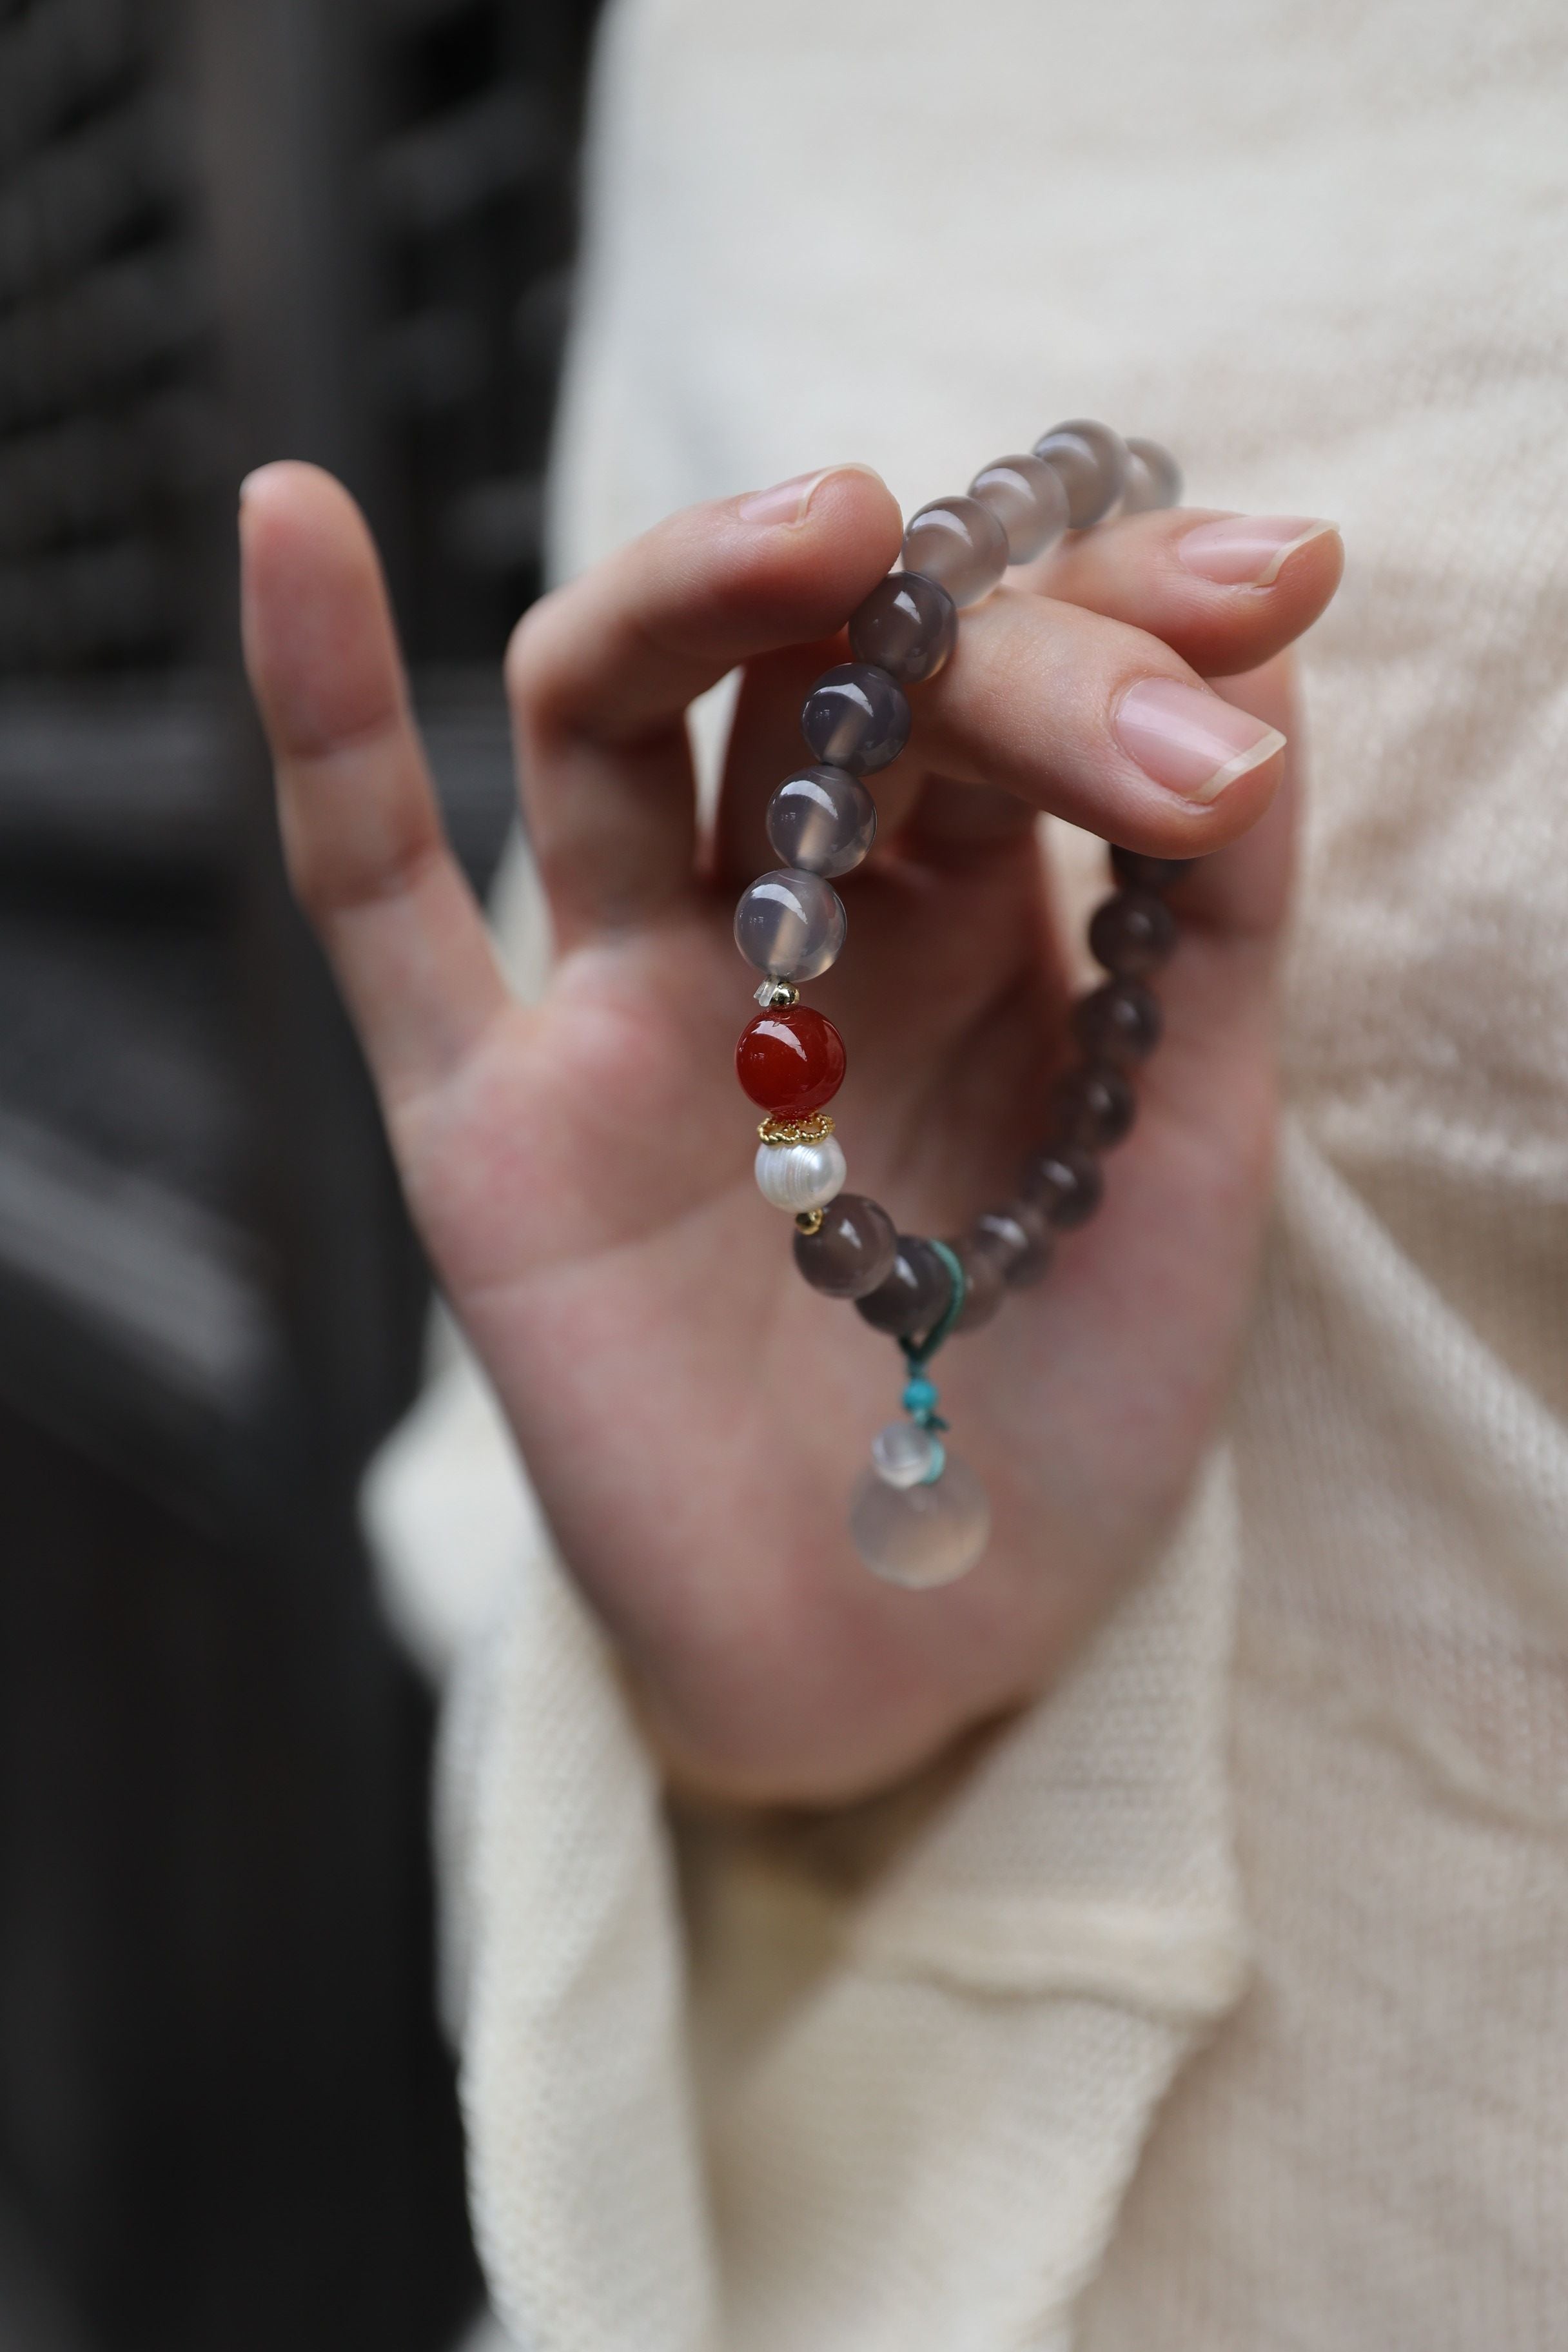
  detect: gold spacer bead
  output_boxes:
[795,1207,825,1236]
[754,979,799,1009]
[758,1110,836,1147]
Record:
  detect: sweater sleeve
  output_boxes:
[371,1343,1246,2352]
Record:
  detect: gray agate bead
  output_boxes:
[794,1191,897,1298]
[855,1235,954,1338]
[900,495,1009,607]
[1088,889,1177,977]
[1120,437,1183,514]
[800,662,911,774]
[1110,846,1193,892]
[734,868,847,981]
[971,1201,1054,1288]
[1032,418,1129,529]
[946,1232,1005,1331]
[766,765,877,877]
[848,571,957,683]
[1072,980,1162,1066]
[968,454,1070,565]
[1050,1064,1136,1150]
[1022,1142,1104,1228]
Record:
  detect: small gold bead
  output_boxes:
[754,979,799,1010]
[758,1110,836,1146]
[795,1208,825,1235]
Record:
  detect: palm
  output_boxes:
[397,801,1275,1794]
[242,458,1328,1799]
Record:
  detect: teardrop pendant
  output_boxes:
[850,1453,990,1587]
[850,1428,990,1587]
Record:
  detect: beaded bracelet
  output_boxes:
[731,419,1190,1589]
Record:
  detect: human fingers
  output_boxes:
[718,499,1338,887]
[910,585,1290,858]
[904,656,1297,941]
[240,461,510,1115]
[505,465,903,952]
[1123,658,1298,1211]
[1157,656,1298,942]
[1032,505,1343,679]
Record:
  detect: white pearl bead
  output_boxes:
[850,1454,990,1587]
[870,1420,944,1489]
[753,1135,847,1213]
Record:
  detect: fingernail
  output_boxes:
[736,464,881,526]
[238,465,282,509]
[1115,678,1286,805]
[1178,514,1338,587]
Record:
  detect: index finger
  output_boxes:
[240,461,511,1114]
[1032,504,1344,678]
[504,464,903,949]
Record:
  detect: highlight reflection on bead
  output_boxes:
[847,572,957,682]
[901,496,1008,607]
[792,1192,897,1298]
[734,868,847,980]
[850,1453,990,1586]
[1022,1143,1104,1229]
[968,453,1070,564]
[1032,418,1128,529]
[971,1202,1054,1288]
[766,766,877,877]
[799,663,911,775]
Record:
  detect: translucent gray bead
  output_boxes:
[1071,980,1163,1066]
[1110,846,1194,893]
[854,1235,953,1339]
[766,765,877,877]
[1032,418,1129,529]
[800,663,911,775]
[967,453,1070,565]
[1050,1064,1136,1151]
[850,1452,990,1586]
[848,571,957,683]
[947,1232,1005,1331]
[971,1202,1054,1288]
[734,868,847,981]
[1120,437,1183,514]
[1088,889,1177,977]
[793,1191,897,1299]
[1021,1143,1104,1229]
[900,495,1008,608]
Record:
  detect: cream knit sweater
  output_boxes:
[366,2,1568,2343]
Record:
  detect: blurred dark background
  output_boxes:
[0,2,602,2344]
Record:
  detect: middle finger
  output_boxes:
[912,586,1291,854]
[716,504,1340,883]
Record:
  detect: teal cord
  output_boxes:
[897,1238,967,1442]
[903,1238,967,1369]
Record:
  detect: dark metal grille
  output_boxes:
[0,3,602,2344]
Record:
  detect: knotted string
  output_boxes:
[897,1239,966,1448]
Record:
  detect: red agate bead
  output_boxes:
[736,1005,846,1116]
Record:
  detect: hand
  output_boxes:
[240,462,1340,1803]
